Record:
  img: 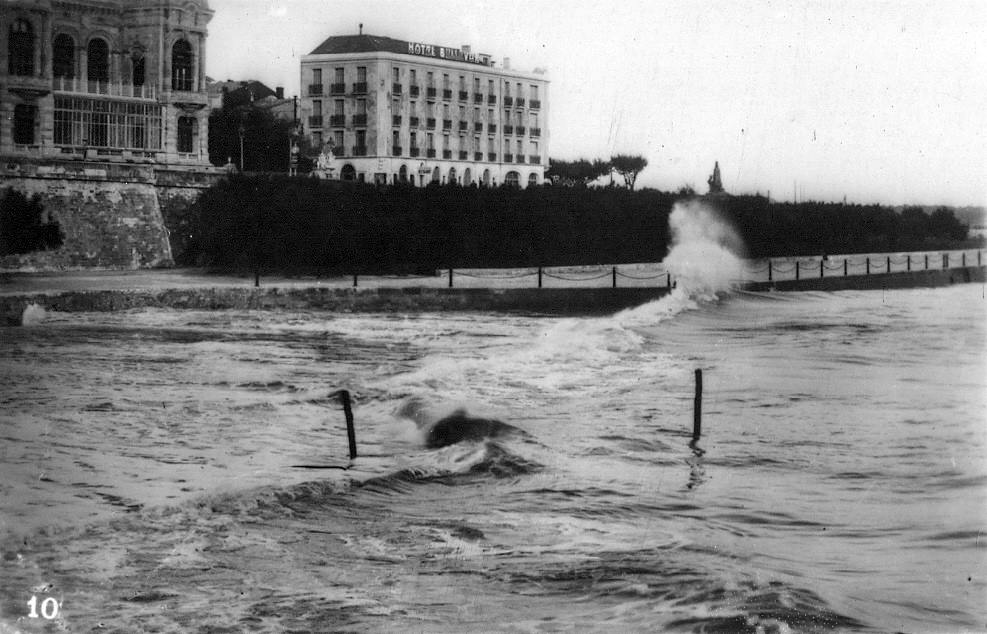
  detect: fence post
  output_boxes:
[338,390,357,460]
[693,369,702,441]
[612,266,617,289]
[538,266,543,288]
[448,267,454,288]
[768,261,773,282]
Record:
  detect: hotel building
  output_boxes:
[300,31,548,187]
[0,0,213,168]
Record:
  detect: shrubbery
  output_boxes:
[0,189,64,256]
[184,175,976,274]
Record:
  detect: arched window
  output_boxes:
[87,38,109,84]
[505,171,520,187]
[528,173,539,188]
[132,55,145,87]
[8,19,34,76]
[53,34,75,79]
[171,39,194,91]
[448,167,457,184]
[341,164,356,181]
[399,164,408,182]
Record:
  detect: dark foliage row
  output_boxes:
[185,176,977,273]
[0,189,64,256]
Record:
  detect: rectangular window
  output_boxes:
[410,69,417,84]
[53,96,163,150]
[473,135,480,149]
[488,108,493,121]
[392,97,400,112]
[488,79,494,93]
[474,77,480,92]
[392,130,399,146]
[312,100,322,114]
[459,105,465,119]
[410,131,417,148]
[333,129,343,150]
[443,74,449,89]
[504,82,510,96]
[516,139,522,155]
[443,134,450,149]
[474,106,479,121]
[427,133,434,149]
[530,84,539,100]
[355,129,366,147]
[392,67,399,82]
[356,66,367,82]
[312,131,322,147]
[334,99,344,115]
[13,104,37,144]
[427,71,434,86]
[357,99,367,115]
[313,68,322,84]
[334,67,344,83]
[177,116,196,153]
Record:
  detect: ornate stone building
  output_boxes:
[0,0,213,166]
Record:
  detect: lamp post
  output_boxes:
[237,121,245,172]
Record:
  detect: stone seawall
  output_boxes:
[2,266,983,326]
[0,159,220,270]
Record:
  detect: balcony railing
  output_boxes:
[410,147,421,157]
[426,118,436,129]
[503,125,514,135]
[308,115,323,128]
[427,87,437,98]
[530,99,541,110]
[474,152,483,161]
[459,151,468,160]
[352,146,368,156]
[443,119,452,130]
[409,116,420,127]
[52,76,157,99]
[443,89,453,100]
[458,121,468,131]
[488,152,497,161]
[443,150,452,159]
[352,114,368,126]
[410,85,420,97]
[392,146,403,156]
[392,83,402,94]
[516,155,526,163]
[515,98,525,108]
[474,123,483,132]
[308,84,323,96]
[392,115,402,126]
[426,149,436,158]
[474,93,484,103]
[530,155,541,164]
[352,82,368,94]
[330,82,346,95]
[530,127,541,137]
[487,124,497,133]
[503,96,513,107]
[459,91,468,101]
[504,153,514,162]
[329,114,345,126]
[487,95,496,104]
[516,126,526,136]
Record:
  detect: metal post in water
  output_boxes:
[339,389,357,460]
[693,369,702,441]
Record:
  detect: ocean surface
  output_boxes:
[1,280,984,634]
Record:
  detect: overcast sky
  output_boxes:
[206,0,986,207]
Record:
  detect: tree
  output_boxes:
[0,189,64,256]
[547,158,612,187]
[610,154,648,190]
[208,104,296,172]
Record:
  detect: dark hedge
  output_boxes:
[183,176,976,273]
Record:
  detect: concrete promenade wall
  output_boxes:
[1,265,984,326]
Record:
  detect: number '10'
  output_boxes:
[27,595,59,619]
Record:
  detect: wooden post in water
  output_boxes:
[820,259,824,278]
[693,369,702,441]
[887,256,891,273]
[667,272,672,288]
[795,260,800,281]
[768,261,773,282]
[339,389,357,460]
[254,270,260,287]
[353,274,358,288]
[866,258,870,275]
[907,255,911,271]
[538,266,543,288]
[448,268,454,288]
[612,266,617,288]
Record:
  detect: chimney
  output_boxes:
[276,86,284,99]
[503,57,511,70]
[359,23,363,35]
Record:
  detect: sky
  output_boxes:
[206,0,986,207]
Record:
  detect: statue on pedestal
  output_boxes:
[707,161,724,194]
[313,139,338,179]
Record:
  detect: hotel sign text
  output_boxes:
[406,42,488,66]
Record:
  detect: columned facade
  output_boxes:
[300,33,549,187]
[0,0,214,168]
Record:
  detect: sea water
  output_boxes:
[1,206,985,633]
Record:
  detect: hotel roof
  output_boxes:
[309,34,411,56]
